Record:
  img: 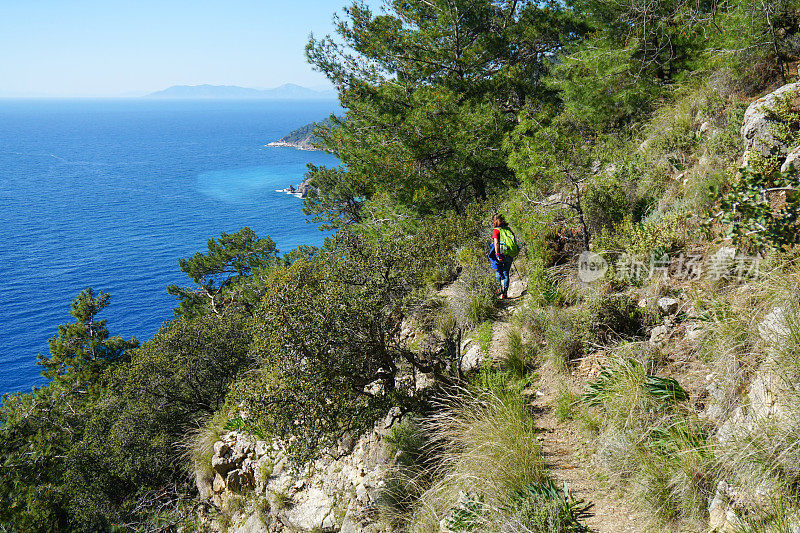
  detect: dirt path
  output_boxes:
[482,271,650,533]
[528,385,651,533]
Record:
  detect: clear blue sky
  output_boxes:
[0,0,383,97]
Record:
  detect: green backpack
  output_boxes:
[497,227,520,258]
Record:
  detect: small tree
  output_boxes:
[2,289,137,531]
[506,109,596,250]
[37,287,138,389]
[304,0,583,221]
[167,227,279,317]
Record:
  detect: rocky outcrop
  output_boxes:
[267,139,320,151]
[278,177,316,199]
[741,82,800,162]
[199,419,397,532]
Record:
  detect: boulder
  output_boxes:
[741,82,800,160]
[657,297,680,315]
[460,343,483,374]
[781,146,800,173]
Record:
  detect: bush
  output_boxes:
[583,176,633,236]
[703,166,800,252]
[587,290,648,343]
[595,211,689,259]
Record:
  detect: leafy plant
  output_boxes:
[584,358,688,407]
[508,480,593,533]
[704,166,800,251]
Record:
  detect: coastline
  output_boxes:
[275,176,315,199]
[266,141,321,151]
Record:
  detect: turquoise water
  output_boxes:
[0,98,340,394]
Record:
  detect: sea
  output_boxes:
[0,98,340,395]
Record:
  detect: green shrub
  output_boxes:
[595,211,689,259]
[587,290,649,343]
[583,176,633,235]
[380,418,433,524]
[703,166,800,251]
[386,418,427,468]
[750,91,800,175]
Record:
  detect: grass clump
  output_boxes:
[582,346,715,525]
[505,328,538,378]
[402,389,548,531]
[555,387,578,422]
[505,480,593,532]
[476,320,493,355]
[543,307,589,373]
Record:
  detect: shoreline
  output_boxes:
[266,141,320,151]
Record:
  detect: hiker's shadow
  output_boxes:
[497,288,526,308]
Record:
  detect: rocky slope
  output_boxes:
[198,80,800,533]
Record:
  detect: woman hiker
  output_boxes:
[488,213,519,299]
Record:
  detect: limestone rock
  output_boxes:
[226,468,254,493]
[781,146,800,173]
[649,324,669,345]
[284,488,337,532]
[460,343,483,374]
[657,297,680,315]
[234,513,270,533]
[708,482,741,532]
[742,82,800,159]
[384,406,403,429]
[213,473,226,493]
[685,322,705,343]
[758,306,789,344]
[200,412,396,533]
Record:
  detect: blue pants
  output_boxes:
[494,258,512,294]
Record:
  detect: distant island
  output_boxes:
[147,83,337,100]
[267,118,333,151]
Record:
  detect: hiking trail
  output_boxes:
[485,269,651,533]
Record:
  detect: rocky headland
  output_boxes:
[267,119,332,151]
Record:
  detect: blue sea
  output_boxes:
[0,98,340,395]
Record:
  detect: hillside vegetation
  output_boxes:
[3,1,800,532]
